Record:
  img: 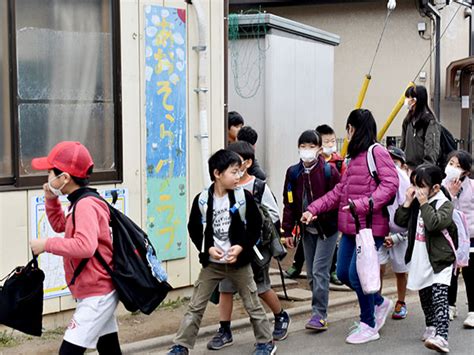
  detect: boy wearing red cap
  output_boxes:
[29,141,121,355]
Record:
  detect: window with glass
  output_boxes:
[1,0,122,188]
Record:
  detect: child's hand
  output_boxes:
[416,187,429,205]
[285,236,295,249]
[226,245,243,264]
[384,236,394,249]
[43,183,57,200]
[301,211,317,225]
[30,239,47,255]
[404,186,416,207]
[447,179,462,198]
[209,247,224,260]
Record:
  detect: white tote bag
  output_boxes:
[350,198,380,295]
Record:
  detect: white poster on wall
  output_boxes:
[30,188,128,299]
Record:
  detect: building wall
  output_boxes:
[0,0,225,315]
[263,0,469,138]
[228,29,337,207]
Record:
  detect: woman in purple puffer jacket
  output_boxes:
[302,109,399,345]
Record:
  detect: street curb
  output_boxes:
[121,286,398,354]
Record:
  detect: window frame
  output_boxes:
[0,0,122,190]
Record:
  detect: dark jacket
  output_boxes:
[187,184,262,268]
[395,198,458,273]
[249,158,266,181]
[282,156,340,238]
[400,111,440,169]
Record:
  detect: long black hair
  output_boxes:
[404,85,436,123]
[346,109,377,158]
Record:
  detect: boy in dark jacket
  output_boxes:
[168,150,275,355]
[282,130,340,331]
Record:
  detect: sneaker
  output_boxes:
[463,312,474,328]
[273,311,290,341]
[392,300,407,320]
[253,342,277,355]
[305,315,328,331]
[330,271,343,286]
[374,298,394,332]
[421,326,436,342]
[207,327,233,350]
[167,345,189,355]
[345,322,380,344]
[425,335,449,353]
[285,266,301,279]
[449,306,457,321]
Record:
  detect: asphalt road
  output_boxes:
[152,287,473,355]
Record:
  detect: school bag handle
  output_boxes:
[348,197,374,234]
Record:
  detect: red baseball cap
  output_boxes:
[31,141,94,179]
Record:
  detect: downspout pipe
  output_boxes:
[427,2,441,120]
[190,0,212,188]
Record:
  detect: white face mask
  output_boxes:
[237,170,245,179]
[403,98,410,110]
[444,165,463,182]
[299,149,318,163]
[322,146,337,156]
[48,173,66,197]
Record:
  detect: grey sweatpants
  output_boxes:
[302,231,338,319]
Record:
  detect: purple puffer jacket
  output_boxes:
[306,145,399,238]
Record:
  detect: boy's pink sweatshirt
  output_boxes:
[44,195,114,299]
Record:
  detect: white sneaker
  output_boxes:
[464,312,474,328]
[345,322,380,344]
[449,306,457,321]
[425,335,449,353]
[421,326,436,342]
[374,298,394,332]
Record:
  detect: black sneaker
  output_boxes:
[273,311,290,341]
[330,271,343,286]
[253,342,277,355]
[285,266,301,279]
[206,327,233,350]
[167,344,189,355]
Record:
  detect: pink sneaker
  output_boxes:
[374,298,393,332]
[345,322,380,344]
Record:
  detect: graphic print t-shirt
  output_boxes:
[210,194,232,264]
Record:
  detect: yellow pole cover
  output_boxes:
[340,75,372,157]
[377,82,415,141]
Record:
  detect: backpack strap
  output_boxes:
[231,187,246,225]
[287,163,304,204]
[68,190,106,287]
[324,161,331,181]
[198,189,209,253]
[252,178,266,205]
[367,143,379,182]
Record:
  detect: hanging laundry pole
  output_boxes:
[341,0,397,157]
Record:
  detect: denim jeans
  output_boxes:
[302,231,338,319]
[336,234,384,328]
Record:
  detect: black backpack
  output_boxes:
[70,190,172,315]
[437,124,457,169]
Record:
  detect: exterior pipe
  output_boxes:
[191,0,212,188]
[427,3,441,120]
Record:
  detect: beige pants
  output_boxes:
[173,263,272,348]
